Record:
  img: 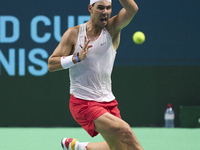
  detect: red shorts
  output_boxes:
[69,95,121,137]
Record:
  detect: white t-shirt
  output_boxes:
[69,23,116,102]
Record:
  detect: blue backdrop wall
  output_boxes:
[0,0,200,127]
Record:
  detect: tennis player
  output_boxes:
[48,0,143,150]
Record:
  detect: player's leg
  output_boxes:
[93,112,143,150]
[63,96,143,150]
[86,141,110,150]
[61,114,143,150]
[87,134,125,150]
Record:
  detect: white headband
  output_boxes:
[90,0,112,5]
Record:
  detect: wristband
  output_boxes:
[60,55,75,69]
[74,52,80,62]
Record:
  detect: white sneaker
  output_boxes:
[61,138,78,150]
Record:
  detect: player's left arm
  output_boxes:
[111,0,138,32]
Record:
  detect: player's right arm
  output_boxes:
[48,27,78,72]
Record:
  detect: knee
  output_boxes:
[114,122,133,141]
[118,123,142,149]
[121,123,133,139]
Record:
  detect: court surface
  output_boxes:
[0,127,199,150]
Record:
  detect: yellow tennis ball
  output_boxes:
[133,31,145,44]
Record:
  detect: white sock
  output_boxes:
[75,141,90,150]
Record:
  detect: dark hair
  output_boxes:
[92,3,95,7]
